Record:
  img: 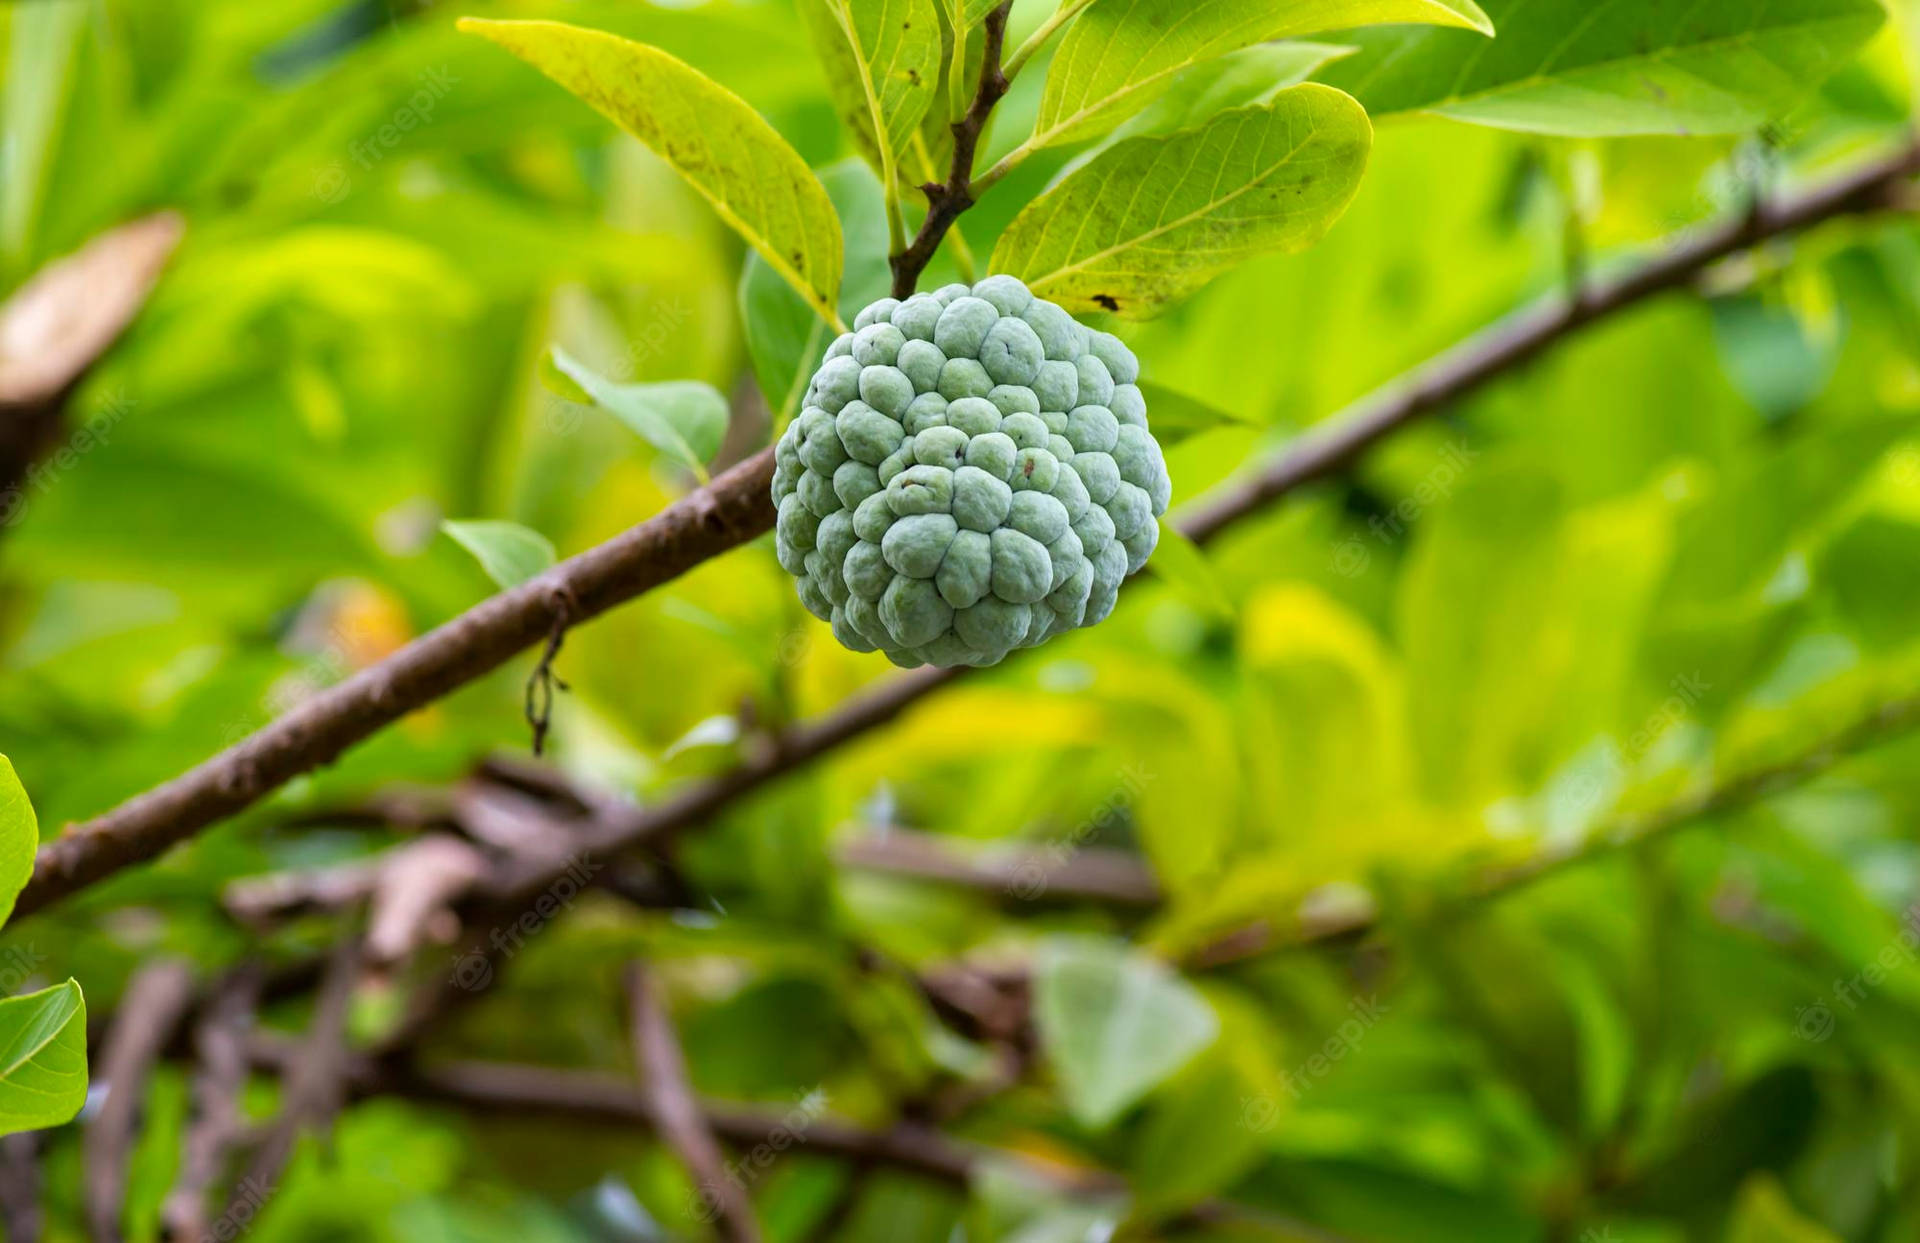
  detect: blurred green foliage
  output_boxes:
[5,0,1920,1240]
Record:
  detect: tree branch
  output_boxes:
[889,2,1013,298]
[19,140,1920,924]
[290,1054,1355,1242]
[627,963,763,1243]
[84,960,197,1243]
[20,448,777,919]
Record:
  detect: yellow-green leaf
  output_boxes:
[1030,0,1490,149]
[459,18,843,326]
[994,86,1372,318]
[798,0,943,190]
[441,520,558,592]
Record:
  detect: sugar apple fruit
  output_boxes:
[771,275,1171,669]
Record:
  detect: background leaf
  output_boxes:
[549,346,730,476]
[459,18,844,324]
[1321,0,1886,135]
[994,86,1373,317]
[1033,936,1219,1129]
[440,520,558,592]
[1149,519,1234,619]
[0,981,87,1135]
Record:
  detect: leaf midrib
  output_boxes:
[1415,7,1881,116]
[0,988,78,1084]
[1026,110,1334,286]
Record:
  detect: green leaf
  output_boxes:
[1138,380,1261,446]
[1321,0,1885,136]
[440,520,558,591]
[1029,0,1490,150]
[1149,520,1234,620]
[1033,936,1218,1130]
[548,347,730,478]
[1102,41,1360,144]
[0,981,88,1135]
[1727,1173,1845,1243]
[0,757,38,928]
[993,86,1372,318]
[458,18,845,326]
[797,0,943,191]
[1130,1052,1268,1216]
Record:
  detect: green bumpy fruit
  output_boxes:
[772,276,1171,668]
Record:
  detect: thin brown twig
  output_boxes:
[161,966,264,1243]
[524,588,575,757]
[889,2,1013,298]
[627,963,763,1243]
[84,960,197,1243]
[224,932,363,1220]
[18,139,1920,924]
[839,828,1163,906]
[0,1134,43,1243]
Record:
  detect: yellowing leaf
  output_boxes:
[1031,0,1490,149]
[460,19,844,326]
[994,86,1372,318]
[798,0,943,192]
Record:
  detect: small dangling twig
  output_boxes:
[524,587,576,756]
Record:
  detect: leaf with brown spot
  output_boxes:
[797,0,943,192]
